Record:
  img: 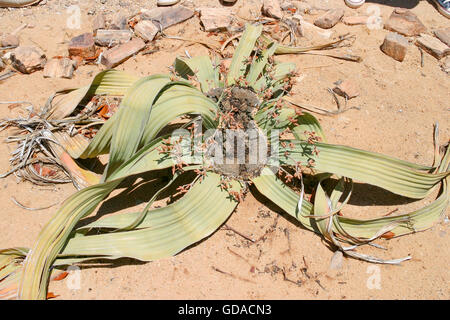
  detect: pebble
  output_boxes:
[10,46,47,74]
[314,9,344,29]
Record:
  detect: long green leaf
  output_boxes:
[281,141,448,198]
[227,24,262,85]
[174,56,218,92]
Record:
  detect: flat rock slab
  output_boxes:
[200,8,233,32]
[381,32,409,62]
[384,8,427,37]
[141,6,194,30]
[314,9,344,29]
[11,46,47,74]
[68,33,96,58]
[433,28,450,47]
[43,57,76,78]
[95,29,133,47]
[101,38,146,68]
[134,20,159,42]
[416,34,450,60]
[262,0,283,19]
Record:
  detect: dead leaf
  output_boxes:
[46,292,59,299]
[381,231,395,239]
[52,271,69,281]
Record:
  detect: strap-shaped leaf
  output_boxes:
[45,70,138,120]
[311,176,413,264]
[247,42,277,86]
[2,172,240,299]
[280,141,449,198]
[19,179,120,299]
[174,56,218,92]
[58,173,240,261]
[105,75,171,178]
[254,62,296,92]
[252,167,449,243]
[227,24,262,85]
[256,107,326,142]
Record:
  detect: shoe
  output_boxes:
[432,0,450,19]
[344,0,365,9]
[157,0,180,6]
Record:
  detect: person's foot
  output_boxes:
[344,0,365,9]
[432,0,450,19]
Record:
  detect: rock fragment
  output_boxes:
[10,46,47,74]
[416,33,450,59]
[262,0,283,19]
[314,9,344,29]
[43,57,76,78]
[68,33,96,59]
[293,14,332,38]
[101,38,146,68]
[384,8,427,37]
[141,6,194,30]
[134,20,159,42]
[380,32,409,62]
[199,8,233,32]
[95,30,133,47]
